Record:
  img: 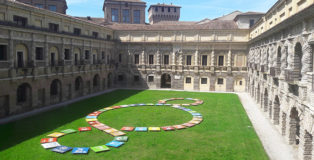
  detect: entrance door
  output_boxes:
[17,52,24,68]
[161,74,171,88]
[51,53,55,66]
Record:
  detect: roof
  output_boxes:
[75,17,106,25]
[234,11,264,21]
[153,21,196,25]
[106,0,145,3]
[215,11,243,20]
[148,3,181,11]
[105,20,239,31]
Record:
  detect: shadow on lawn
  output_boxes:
[0,89,143,151]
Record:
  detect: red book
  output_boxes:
[161,126,175,131]
[120,127,135,131]
[40,138,57,143]
[78,127,92,132]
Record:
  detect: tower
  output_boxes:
[148,3,181,24]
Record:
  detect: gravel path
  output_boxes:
[237,92,298,160]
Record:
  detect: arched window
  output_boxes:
[17,83,31,103]
[93,74,100,88]
[75,77,83,91]
[50,79,61,96]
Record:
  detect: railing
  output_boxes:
[16,67,34,77]
[284,69,301,83]
[270,67,280,77]
[215,66,228,71]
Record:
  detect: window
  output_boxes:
[107,55,110,64]
[119,54,122,63]
[168,7,170,12]
[186,55,192,65]
[235,55,245,67]
[48,5,57,12]
[164,55,169,65]
[35,4,44,8]
[134,54,139,64]
[35,47,44,60]
[217,78,224,85]
[149,55,154,64]
[218,56,224,66]
[102,52,105,60]
[249,19,255,27]
[13,15,27,26]
[92,32,98,38]
[133,10,140,24]
[148,76,154,82]
[155,7,158,12]
[111,8,119,22]
[201,78,207,84]
[93,54,96,64]
[73,28,81,35]
[239,81,243,85]
[118,75,124,81]
[186,77,191,84]
[64,49,70,60]
[48,23,59,32]
[107,35,111,40]
[174,8,177,12]
[122,9,130,23]
[202,55,207,66]
[125,3,129,7]
[134,75,140,82]
[74,54,78,65]
[85,50,90,59]
[162,7,164,12]
[0,45,7,61]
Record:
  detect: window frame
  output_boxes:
[185,77,192,84]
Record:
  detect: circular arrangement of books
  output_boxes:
[40,98,204,154]
[158,98,203,106]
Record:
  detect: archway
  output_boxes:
[107,73,113,88]
[294,43,302,80]
[289,107,300,145]
[161,73,171,88]
[302,131,313,160]
[263,89,268,112]
[273,96,280,125]
[256,84,260,104]
[50,79,62,103]
[75,76,83,96]
[93,74,100,91]
[277,46,282,68]
[16,83,32,109]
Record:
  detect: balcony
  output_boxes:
[161,65,172,70]
[284,69,301,83]
[199,66,211,72]
[215,66,228,72]
[183,65,194,71]
[50,66,64,74]
[16,67,34,77]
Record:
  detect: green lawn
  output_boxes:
[0,90,269,160]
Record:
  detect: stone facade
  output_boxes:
[16,0,67,14]
[247,1,314,160]
[103,0,146,24]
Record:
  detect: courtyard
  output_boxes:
[0,90,268,160]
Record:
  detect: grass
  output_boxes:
[0,89,269,160]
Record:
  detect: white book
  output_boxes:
[41,142,61,149]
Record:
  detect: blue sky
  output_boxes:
[67,0,277,21]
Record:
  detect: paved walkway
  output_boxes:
[237,92,297,160]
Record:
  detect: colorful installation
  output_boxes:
[40,98,204,155]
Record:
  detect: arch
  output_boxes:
[294,42,303,80]
[50,79,62,103]
[49,46,59,66]
[107,73,113,88]
[282,112,287,136]
[302,130,313,160]
[15,44,29,68]
[75,76,84,96]
[16,83,32,108]
[289,107,300,145]
[273,96,280,125]
[234,77,246,92]
[263,88,268,112]
[161,73,171,88]
[256,84,260,103]
[93,74,100,89]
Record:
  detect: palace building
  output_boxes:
[0,0,313,159]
